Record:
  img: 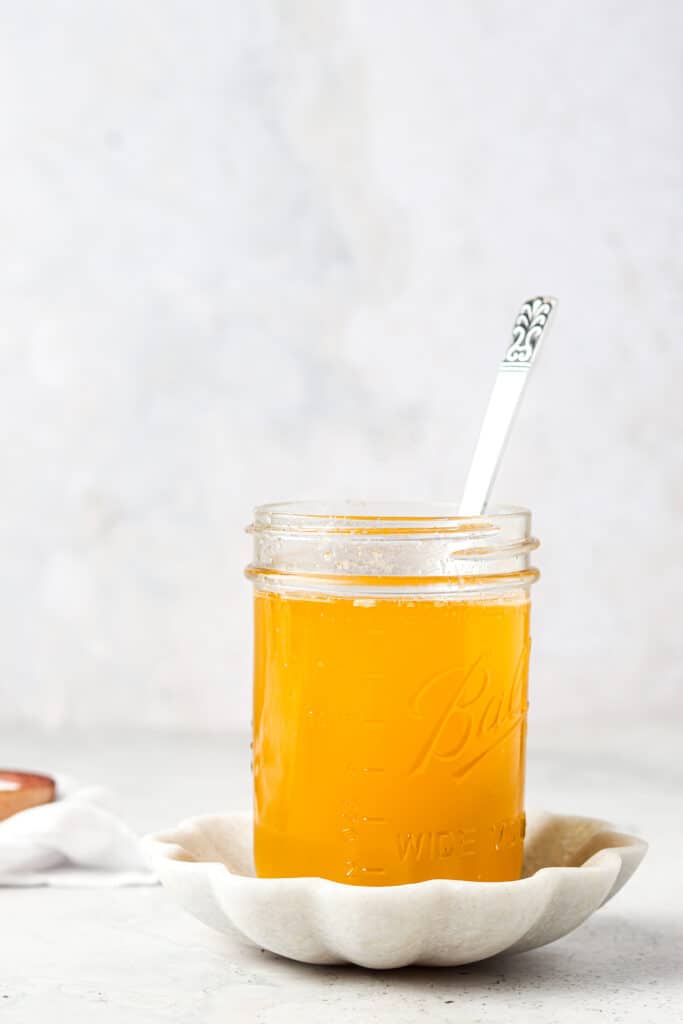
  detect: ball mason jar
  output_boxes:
[246,501,539,885]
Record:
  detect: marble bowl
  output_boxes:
[143,811,647,969]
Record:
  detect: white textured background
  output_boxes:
[1,0,681,732]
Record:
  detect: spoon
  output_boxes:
[459,296,557,516]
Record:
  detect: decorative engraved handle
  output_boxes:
[502,297,555,368]
[459,296,557,515]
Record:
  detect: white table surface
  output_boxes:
[0,720,680,1023]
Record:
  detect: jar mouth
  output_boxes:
[247,500,538,597]
[248,501,530,538]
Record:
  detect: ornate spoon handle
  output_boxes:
[459,296,557,516]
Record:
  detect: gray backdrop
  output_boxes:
[2,0,681,731]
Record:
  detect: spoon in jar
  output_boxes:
[459,296,557,516]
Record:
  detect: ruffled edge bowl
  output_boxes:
[143,811,647,968]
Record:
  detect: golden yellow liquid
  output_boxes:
[253,590,530,885]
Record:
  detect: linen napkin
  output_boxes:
[0,777,156,887]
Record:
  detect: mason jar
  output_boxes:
[246,501,539,885]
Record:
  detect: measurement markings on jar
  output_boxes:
[342,711,387,878]
[344,863,387,879]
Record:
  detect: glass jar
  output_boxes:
[246,501,539,885]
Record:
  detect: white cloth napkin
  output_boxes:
[0,777,156,887]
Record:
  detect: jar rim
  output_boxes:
[249,501,530,537]
[247,500,537,595]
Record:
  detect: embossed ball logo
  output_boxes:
[408,640,530,779]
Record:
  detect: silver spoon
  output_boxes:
[459,296,557,516]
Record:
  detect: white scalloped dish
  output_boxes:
[143,811,646,969]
